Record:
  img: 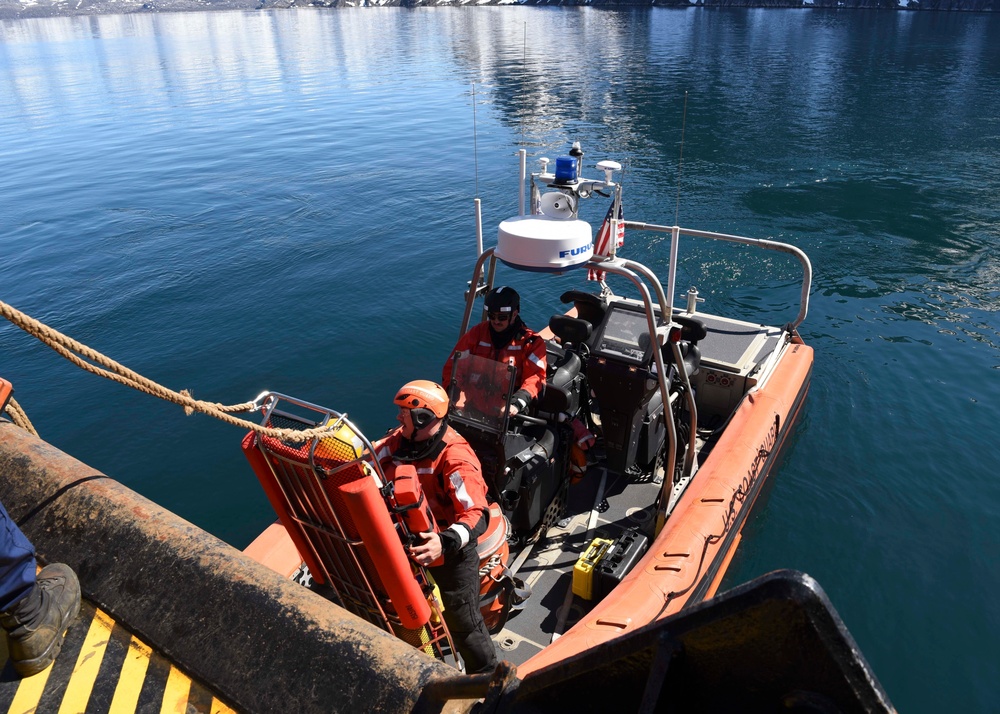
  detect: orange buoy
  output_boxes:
[338,472,431,630]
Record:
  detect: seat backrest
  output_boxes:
[658,318,706,378]
[560,290,607,331]
[537,347,582,415]
[676,341,702,377]
[549,314,592,347]
[675,315,708,344]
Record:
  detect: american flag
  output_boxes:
[587,200,624,282]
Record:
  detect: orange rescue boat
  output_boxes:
[241,142,815,679]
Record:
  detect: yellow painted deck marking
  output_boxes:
[160,665,192,714]
[211,697,238,714]
[58,607,113,713]
[2,600,236,714]
[107,637,153,714]
[7,658,54,713]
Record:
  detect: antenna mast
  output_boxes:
[473,83,484,259]
[674,91,688,227]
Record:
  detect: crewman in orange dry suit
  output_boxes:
[372,380,498,675]
[442,286,547,418]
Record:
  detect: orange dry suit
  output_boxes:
[442,318,547,415]
[372,423,497,674]
[373,425,490,553]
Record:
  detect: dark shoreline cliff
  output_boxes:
[0,0,994,28]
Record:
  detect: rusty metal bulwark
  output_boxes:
[0,421,471,714]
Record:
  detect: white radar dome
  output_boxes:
[495,215,594,273]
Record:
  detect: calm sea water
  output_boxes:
[2,7,998,710]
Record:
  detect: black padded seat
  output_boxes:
[549,351,581,390]
[536,350,582,415]
[549,314,592,347]
[674,315,708,344]
[672,315,706,377]
[559,290,607,332]
[675,341,701,377]
[521,422,556,459]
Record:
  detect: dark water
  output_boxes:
[2,7,998,710]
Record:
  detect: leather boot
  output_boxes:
[1,563,81,677]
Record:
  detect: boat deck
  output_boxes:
[496,460,660,666]
[495,311,786,666]
[694,312,783,373]
[0,597,236,714]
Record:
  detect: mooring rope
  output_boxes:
[4,396,37,436]
[1,299,335,443]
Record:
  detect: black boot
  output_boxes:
[1,563,81,677]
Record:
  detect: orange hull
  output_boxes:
[243,522,303,579]
[519,341,813,675]
[243,342,813,673]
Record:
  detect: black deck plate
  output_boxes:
[495,462,661,667]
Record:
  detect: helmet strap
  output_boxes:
[395,420,448,462]
[409,407,436,430]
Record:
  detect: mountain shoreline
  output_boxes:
[1,0,995,22]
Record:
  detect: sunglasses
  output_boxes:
[488,312,511,322]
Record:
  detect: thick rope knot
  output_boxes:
[181,389,195,416]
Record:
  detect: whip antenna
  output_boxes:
[472,82,479,198]
[521,22,527,147]
[674,91,688,227]
[472,82,484,259]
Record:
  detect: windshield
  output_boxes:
[445,352,516,434]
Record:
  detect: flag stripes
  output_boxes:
[587,200,624,282]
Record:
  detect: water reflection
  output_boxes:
[3,9,998,313]
[4,12,1000,710]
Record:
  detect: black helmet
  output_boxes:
[485,286,520,313]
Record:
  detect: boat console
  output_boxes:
[447,353,572,544]
[592,300,658,364]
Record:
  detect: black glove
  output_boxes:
[511,389,531,413]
